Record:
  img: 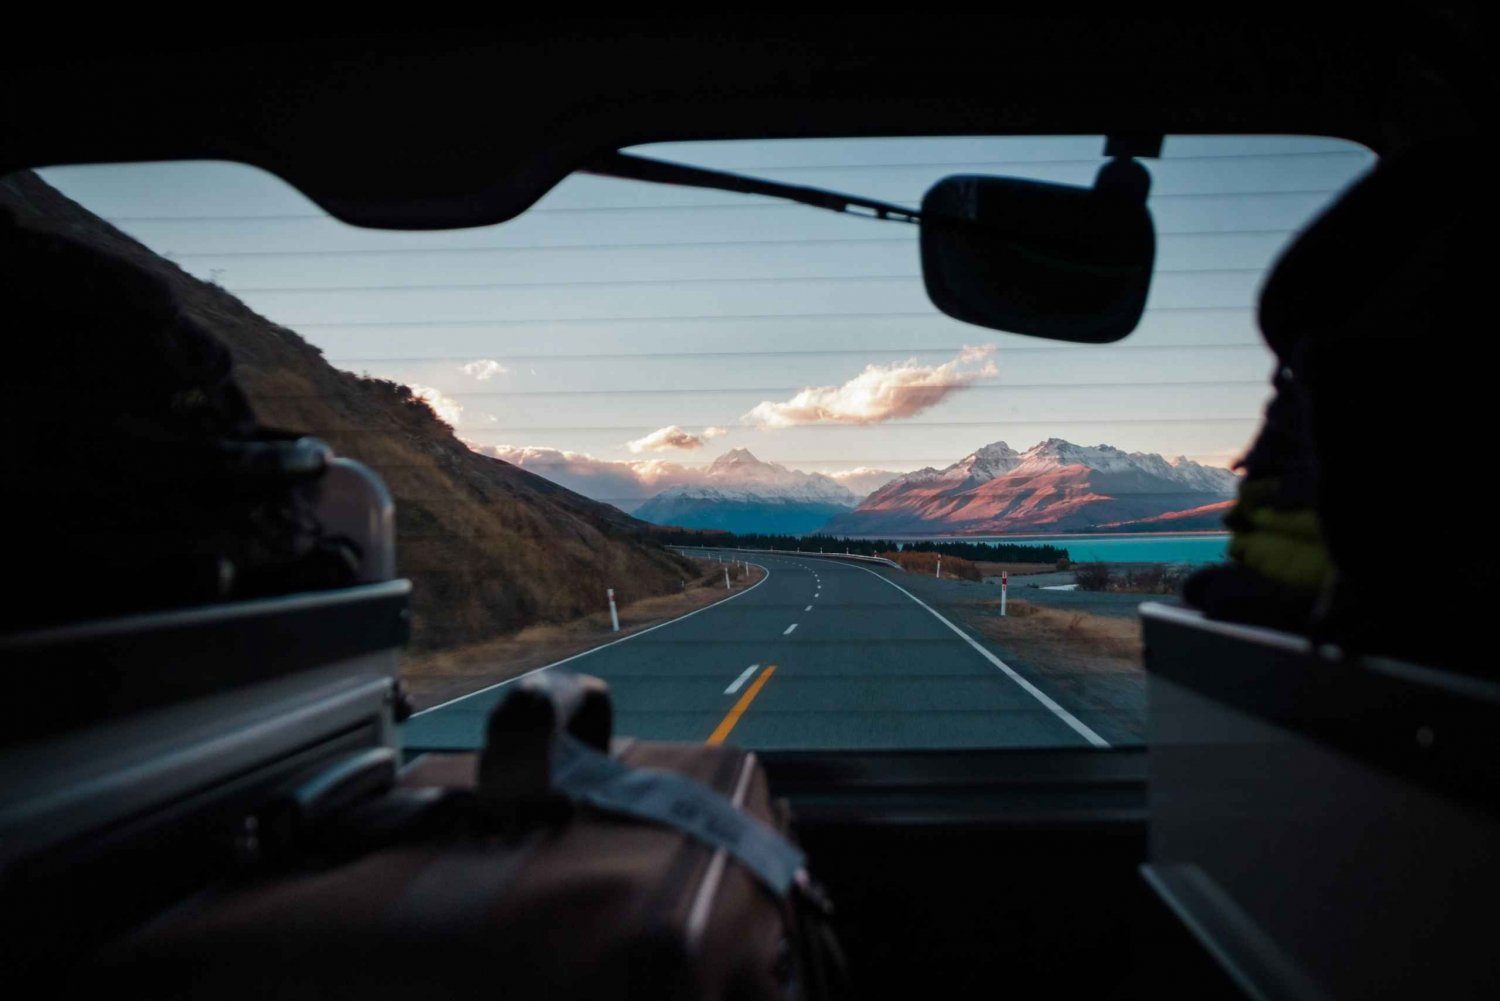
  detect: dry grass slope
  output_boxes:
[0,171,695,650]
[972,561,1060,577]
[972,599,1143,663]
[880,550,982,581]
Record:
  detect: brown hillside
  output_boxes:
[0,170,694,650]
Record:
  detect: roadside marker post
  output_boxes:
[936,554,942,579]
[724,567,731,590]
[1001,572,1008,617]
[607,588,620,632]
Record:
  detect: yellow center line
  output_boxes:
[707,665,777,745]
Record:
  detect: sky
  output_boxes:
[40,135,1374,508]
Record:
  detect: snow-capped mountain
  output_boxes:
[823,438,1239,535]
[828,467,902,498]
[683,448,856,504]
[633,448,858,534]
[855,442,1023,502]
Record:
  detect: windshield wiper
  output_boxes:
[581,151,921,224]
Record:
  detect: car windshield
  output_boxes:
[33,134,1373,751]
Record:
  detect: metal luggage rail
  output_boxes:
[1,580,411,873]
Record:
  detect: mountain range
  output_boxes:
[633,449,859,534]
[821,439,1238,536]
[627,441,1237,537]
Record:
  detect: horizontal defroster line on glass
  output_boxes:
[224,267,1267,295]
[448,416,1261,434]
[328,343,1269,364]
[288,305,1259,328]
[163,228,1306,259]
[103,187,1345,223]
[365,379,1269,400]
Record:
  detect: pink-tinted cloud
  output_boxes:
[626,425,723,453]
[410,384,464,427]
[828,467,902,498]
[743,345,998,428]
[475,445,697,509]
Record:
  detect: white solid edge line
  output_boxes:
[783,623,798,635]
[725,663,760,695]
[411,560,772,718]
[845,563,1111,748]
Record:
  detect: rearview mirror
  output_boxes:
[919,160,1156,343]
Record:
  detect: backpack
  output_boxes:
[1,207,361,631]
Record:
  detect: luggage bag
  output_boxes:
[89,672,844,1001]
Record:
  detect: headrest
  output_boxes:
[1257,139,1480,360]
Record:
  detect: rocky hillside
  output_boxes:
[0,170,694,650]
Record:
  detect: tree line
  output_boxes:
[650,528,1070,564]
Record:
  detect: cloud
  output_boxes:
[477,443,891,510]
[410,384,464,427]
[625,424,725,453]
[476,445,697,510]
[743,345,998,428]
[828,467,902,499]
[460,359,508,381]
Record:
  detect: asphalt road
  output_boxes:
[402,552,1110,752]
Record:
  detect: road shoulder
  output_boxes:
[402,560,766,711]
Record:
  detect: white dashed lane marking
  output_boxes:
[725,664,760,695]
[783,623,798,636]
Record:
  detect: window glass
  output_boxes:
[35,135,1374,749]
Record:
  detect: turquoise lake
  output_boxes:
[945,533,1230,564]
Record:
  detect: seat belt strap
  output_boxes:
[549,734,805,896]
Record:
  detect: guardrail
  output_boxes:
[666,545,904,571]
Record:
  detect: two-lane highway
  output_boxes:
[403,552,1108,751]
